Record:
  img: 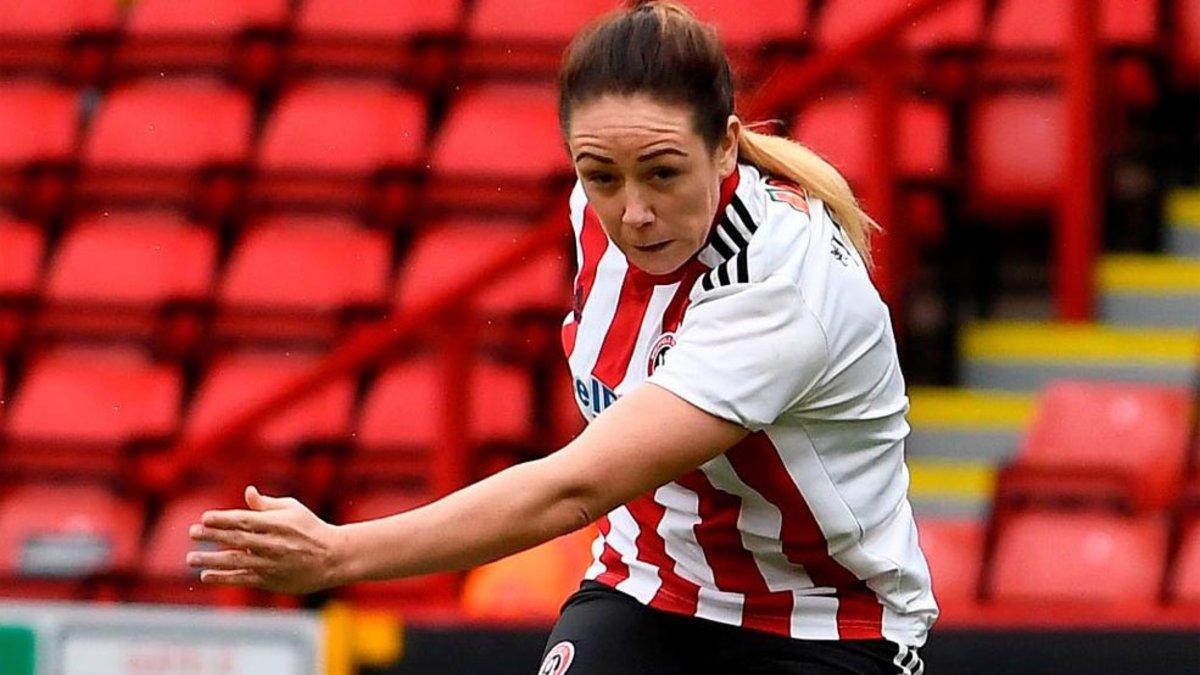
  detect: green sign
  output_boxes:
[0,624,35,675]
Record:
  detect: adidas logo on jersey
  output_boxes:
[575,375,619,417]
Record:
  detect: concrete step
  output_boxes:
[1166,189,1200,258]
[907,459,995,519]
[960,321,1198,391]
[1098,254,1200,327]
[906,387,1033,462]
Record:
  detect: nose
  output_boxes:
[621,187,654,229]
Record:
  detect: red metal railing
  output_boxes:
[163,0,1103,489]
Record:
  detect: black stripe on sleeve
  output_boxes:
[735,248,748,284]
[731,195,759,234]
[701,271,715,291]
[709,226,735,258]
[719,213,747,249]
[716,262,731,286]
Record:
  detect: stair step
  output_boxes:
[1098,255,1200,327]
[1166,189,1200,258]
[961,321,1198,391]
[908,459,995,518]
[906,387,1032,461]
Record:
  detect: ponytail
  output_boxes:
[738,129,880,269]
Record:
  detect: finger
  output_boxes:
[245,485,295,512]
[189,524,284,558]
[187,549,270,571]
[201,509,282,533]
[200,569,265,587]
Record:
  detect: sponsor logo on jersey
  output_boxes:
[575,375,619,417]
[539,641,576,675]
[765,178,810,214]
[647,332,676,375]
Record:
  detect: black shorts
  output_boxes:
[538,582,924,675]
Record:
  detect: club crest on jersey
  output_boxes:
[647,332,676,375]
[539,641,575,675]
[765,179,810,214]
[575,375,618,417]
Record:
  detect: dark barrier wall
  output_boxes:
[367,628,1200,675]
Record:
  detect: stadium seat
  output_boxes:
[4,346,181,476]
[461,526,596,621]
[999,381,1193,511]
[460,0,616,78]
[917,518,983,608]
[394,219,570,315]
[79,79,252,213]
[791,94,951,186]
[337,488,459,610]
[817,0,985,51]
[253,80,426,213]
[0,82,78,209]
[132,487,253,606]
[989,0,1158,51]
[684,0,809,49]
[967,93,1064,216]
[1172,517,1200,604]
[1177,0,1200,85]
[290,0,462,80]
[183,350,355,456]
[989,511,1166,604]
[0,482,143,600]
[116,0,289,82]
[214,215,391,343]
[39,211,215,343]
[427,84,570,213]
[0,0,118,79]
[352,355,535,488]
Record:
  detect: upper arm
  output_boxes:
[539,383,748,520]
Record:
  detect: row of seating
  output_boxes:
[2,480,1199,614]
[0,211,570,351]
[0,76,1106,221]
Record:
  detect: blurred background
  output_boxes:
[0,0,1196,673]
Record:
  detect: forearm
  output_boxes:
[332,457,590,585]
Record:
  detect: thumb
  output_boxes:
[245,485,289,511]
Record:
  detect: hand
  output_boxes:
[186,486,347,594]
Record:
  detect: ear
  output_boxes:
[717,115,741,178]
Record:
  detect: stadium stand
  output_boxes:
[0,0,117,81]
[816,0,985,51]
[0,82,78,216]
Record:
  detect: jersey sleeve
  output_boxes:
[646,273,829,431]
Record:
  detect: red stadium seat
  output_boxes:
[684,0,809,48]
[0,482,143,600]
[337,488,459,611]
[999,381,1193,512]
[817,0,985,51]
[395,219,570,315]
[116,0,289,81]
[989,0,1158,50]
[917,518,983,608]
[352,356,534,487]
[79,79,252,212]
[461,526,596,621]
[462,0,615,78]
[39,211,215,342]
[4,346,181,476]
[0,82,78,208]
[428,84,570,213]
[253,81,426,212]
[791,94,951,185]
[990,511,1166,604]
[0,217,43,298]
[967,93,1064,216]
[1177,0,1200,85]
[291,0,462,80]
[214,215,390,343]
[0,0,118,79]
[184,350,355,454]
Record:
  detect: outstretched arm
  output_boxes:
[187,383,746,593]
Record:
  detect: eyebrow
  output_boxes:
[572,148,689,164]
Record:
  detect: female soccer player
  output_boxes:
[187,3,936,673]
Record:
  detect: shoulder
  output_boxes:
[694,164,822,297]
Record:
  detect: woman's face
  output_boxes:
[567,94,739,276]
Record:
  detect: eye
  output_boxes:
[650,167,680,181]
[586,172,616,186]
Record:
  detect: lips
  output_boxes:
[635,240,672,253]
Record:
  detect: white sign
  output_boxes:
[62,635,302,675]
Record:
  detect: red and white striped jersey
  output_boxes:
[561,163,938,646]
